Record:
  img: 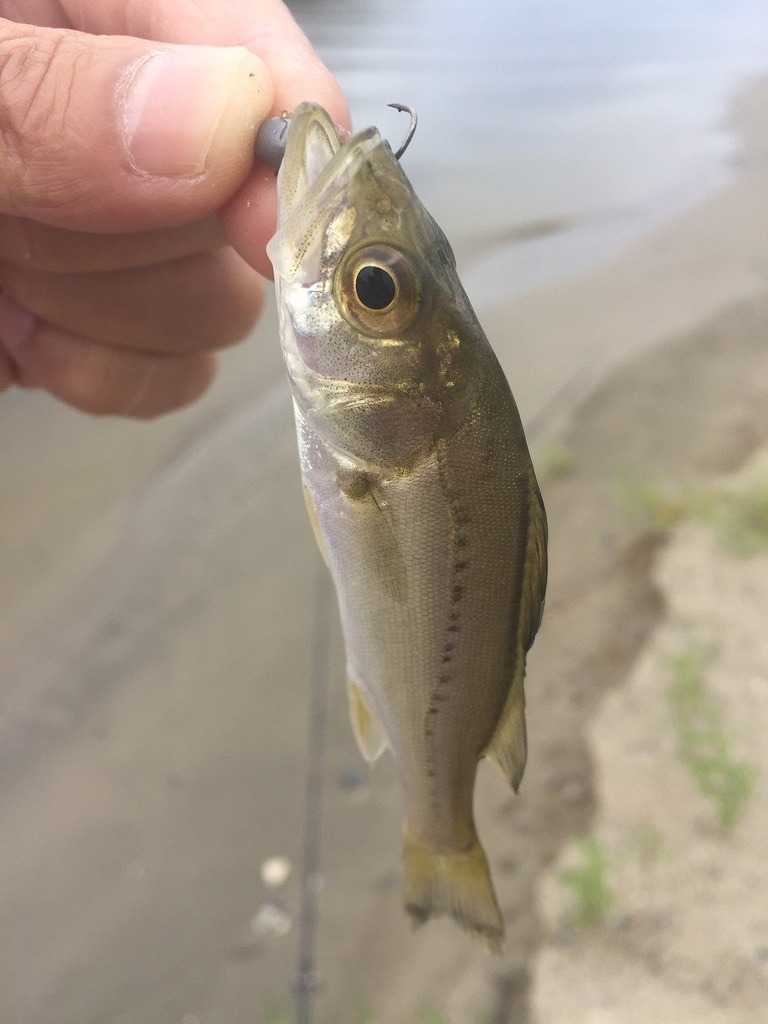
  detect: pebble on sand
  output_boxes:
[250,903,293,938]
[260,856,292,888]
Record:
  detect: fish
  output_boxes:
[267,102,547,949]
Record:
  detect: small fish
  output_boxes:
[267,103,547,949]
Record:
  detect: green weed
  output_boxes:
[666,645,755,830]
[267,1011,375,1024]
[708,480,768,556]
[264,1010,289,1024]
[619,473,768,558]
[617,480,702,532]
[559,835,614,927]
[538,443,575,482]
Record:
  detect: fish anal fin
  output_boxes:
[347,679,388,764]
[402,828,504,952]
[486,660,528,792]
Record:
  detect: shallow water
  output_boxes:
[291,0,768,300]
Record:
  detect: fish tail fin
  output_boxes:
[402,828,504,952]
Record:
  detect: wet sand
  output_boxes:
[1,77,768,1024]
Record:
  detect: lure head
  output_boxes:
[267,103,487,471]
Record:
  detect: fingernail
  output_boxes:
[121,46,262,177]
[0,292,37,356]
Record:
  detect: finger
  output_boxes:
[0,248,263,354]
[0,300,216,417]
[57,0,350,277]
[0,3,68,28]
[0,19,273,232]
[219,169,277,279]
[0,214,227,273]
[59,0,349,126]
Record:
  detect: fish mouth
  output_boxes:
[267,103,384,274]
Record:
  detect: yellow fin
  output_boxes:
[402,829,504,952]
[485,470,546,792]
[347,680,388,763]
[520,474,548,652]
[486,663,528,792]
[302,485,330,567]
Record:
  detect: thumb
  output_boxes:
[0,19,273,232]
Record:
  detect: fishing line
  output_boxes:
[294,564,333,1024]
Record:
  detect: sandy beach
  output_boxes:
[534,447,768,1024]
[1,60,768,1024]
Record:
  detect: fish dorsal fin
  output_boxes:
[347,679,389,763]
[521,474,548,653]
[486,668,527,792]
[486,469,547,791]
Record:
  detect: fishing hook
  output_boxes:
[388,102,418,159]
[255,103,419,173]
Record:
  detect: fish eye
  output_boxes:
[355,265,397,310]
[336,244,421,338]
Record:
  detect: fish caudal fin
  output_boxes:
[402,830,504,951]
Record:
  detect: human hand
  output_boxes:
[0,1,347,416]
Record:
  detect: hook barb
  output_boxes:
[387,103,418,160]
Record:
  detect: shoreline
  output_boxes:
[484,72,768,434]
[534,444,768,1024]
[460,64,763,309]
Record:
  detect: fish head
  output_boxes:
[267,103,486,471]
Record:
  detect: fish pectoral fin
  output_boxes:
[485,660,528,793]
[347,679,389,764]
[303,485,331,568]
[336,470,408,606]
[402,829,504,952]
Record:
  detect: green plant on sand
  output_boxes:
[537,442,575,482]
[619,473,768,557]
[666,644,756,831]
[708,478,768,556]
[559,835,614,927]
